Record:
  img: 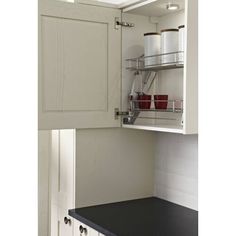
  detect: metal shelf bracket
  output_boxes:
[114,108,129,120]
[115,17,135,30]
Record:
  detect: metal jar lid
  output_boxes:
[161,29,179,33]
[178,25,185,29]
[144,32,160,36]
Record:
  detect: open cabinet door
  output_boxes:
[183,0,198,134]
[39,2,121,129]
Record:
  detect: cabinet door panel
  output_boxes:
[41,16,61,111]
[62,18,108,112]
[39,3,121,129]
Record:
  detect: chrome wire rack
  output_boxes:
[129,98,183,113]
[126,51,184,71]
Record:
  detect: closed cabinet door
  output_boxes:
[39,2,121,129]
[50,129,76,236]
[58,207,74,236]
[74,220,99,236]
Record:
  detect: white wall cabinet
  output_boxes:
[39,0,198,134]
[121,0,197,134]
[40,3,198,236]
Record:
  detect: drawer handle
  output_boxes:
[79,225,88,235]
[64,217,71,225]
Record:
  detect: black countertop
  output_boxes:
[69,197,198,236]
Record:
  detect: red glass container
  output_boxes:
[154,95,168,109]
[138,94,152,110]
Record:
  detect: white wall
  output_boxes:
[154,133,198,210]
[76,128,155,207]
[38,130,51,236]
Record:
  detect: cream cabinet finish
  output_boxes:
[50,130,76,236]
[121,0,198,134]
[39,0,197,134]
[183,0,198,134]
[39,1,121,129]
[74,220,101,236]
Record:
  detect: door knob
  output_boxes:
[79,225,88,235]
[64,216,71,225]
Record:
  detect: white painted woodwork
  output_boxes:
[75,128,155,207]
[58,207,74,236]
[74,220,99,236]
[39,2,121,129]
[41,16,108,112]
[39,0,197,134]
[121,11,185,132]
[122,0,185,17]
[39,1,198,235]
[122,1,198,134]
[38,131,51,236]
[183,0,198,134]
[50,130,76,236]
[123,123,183,133]
[40,1,119,11]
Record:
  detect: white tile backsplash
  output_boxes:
[154,133,198,210]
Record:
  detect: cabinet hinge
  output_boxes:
[114,108,129,120]
[115,17,135,30]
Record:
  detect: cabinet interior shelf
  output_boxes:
[122,124,184,133]
[126,51,184,72]
[132,108,183,113]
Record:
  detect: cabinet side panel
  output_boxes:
[184,0,198,134]
[50,129,76,236]
[75,128,155,207]
[38,130,51,236]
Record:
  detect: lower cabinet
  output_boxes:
[58,207,74,236]
[74,220,104,236]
